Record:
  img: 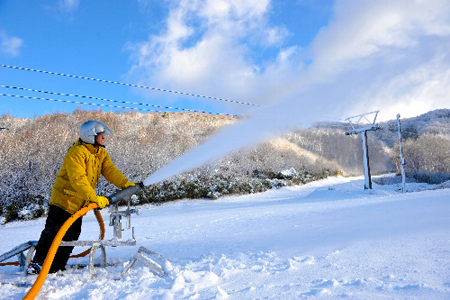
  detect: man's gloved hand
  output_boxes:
[92,196,109,209]
[122,181,135,189]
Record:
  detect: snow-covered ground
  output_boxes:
[1,175,450,299]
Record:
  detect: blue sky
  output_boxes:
[1,0,449,123]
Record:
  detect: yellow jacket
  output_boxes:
[50,139,129,214]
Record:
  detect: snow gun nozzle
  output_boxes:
[109,182,144,204]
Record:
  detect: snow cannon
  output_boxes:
[109,182,144,205]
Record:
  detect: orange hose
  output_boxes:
[23,203,98,300]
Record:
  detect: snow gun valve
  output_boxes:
[109,182,144,205]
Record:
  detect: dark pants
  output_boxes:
[34,205,82,273]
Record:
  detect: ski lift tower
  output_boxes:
[345,111,382,190]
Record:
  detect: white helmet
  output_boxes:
[79,120,112,144]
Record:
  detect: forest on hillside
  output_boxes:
[1,108,449,222]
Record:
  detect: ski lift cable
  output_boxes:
[0,85,235,117]
[0,64,260,107]
[0,93,238,118]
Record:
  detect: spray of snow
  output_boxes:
[143,104,286,185]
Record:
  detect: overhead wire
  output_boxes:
[0,85,237,117]
[0,92,161,113]
[0,64,260,107]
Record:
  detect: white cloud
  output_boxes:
[128,0,450,123]
[359,54,450,120]
[300,0,450,121]
[0,30,23,57]
[310,0,450,78]
[126,0,292,109]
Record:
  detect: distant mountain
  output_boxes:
[288,109,450,176]
[376,109,450,147]
[313,108,450,148]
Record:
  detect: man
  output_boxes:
[27,120,135,274]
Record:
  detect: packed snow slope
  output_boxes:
[1,175,449,299]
